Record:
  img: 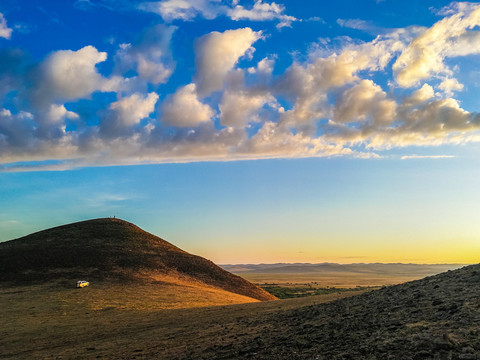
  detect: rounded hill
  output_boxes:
[0,218,276,302]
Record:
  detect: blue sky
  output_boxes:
[0,0,479,264]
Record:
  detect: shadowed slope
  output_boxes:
[0,218,276,301]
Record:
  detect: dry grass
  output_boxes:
[0,282,366,359]
[62,275,261,311]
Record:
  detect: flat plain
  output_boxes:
[222,263,463,287]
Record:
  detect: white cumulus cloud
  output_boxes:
[403,83,435,106]
[393,4,480,88]
[277,31,407,127]
[438,77,464,96]
[194,28,263,96]
[100,92,159,137]
[161,83,214,127]
[228,0,297,28]
[220,89,276,128]
[32,46,121,105]
[109,92,159,127]
[46,104,79,124]
[333,79,397,126]
[0,13,12,39]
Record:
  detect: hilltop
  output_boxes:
[0,218,275,302]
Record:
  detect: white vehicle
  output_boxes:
[76,280,89,288]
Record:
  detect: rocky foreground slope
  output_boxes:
[197,263,480,359]
[0,218,275,301]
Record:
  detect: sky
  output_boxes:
[0,0,479,264]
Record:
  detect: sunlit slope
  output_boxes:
[0,218,276,302]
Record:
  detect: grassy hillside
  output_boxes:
[0,218,276,302]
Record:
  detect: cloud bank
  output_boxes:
[1,3,480,171]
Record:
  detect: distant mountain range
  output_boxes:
[221,262,463,275]
[221,262,465,287]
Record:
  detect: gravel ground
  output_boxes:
[195,264,480,360]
